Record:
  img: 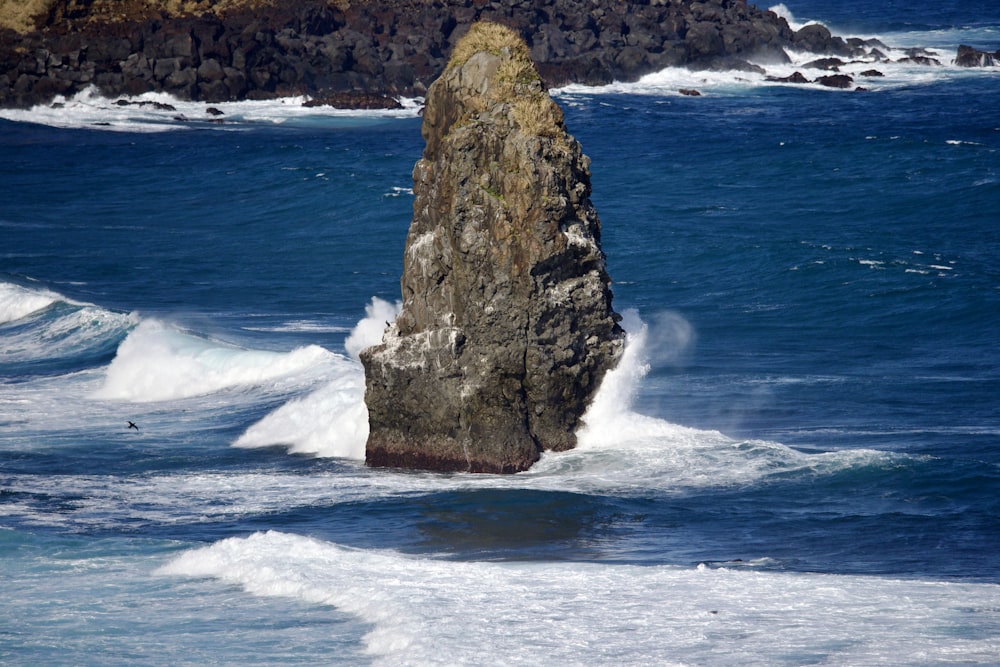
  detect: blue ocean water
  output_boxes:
[2,2,1000,664]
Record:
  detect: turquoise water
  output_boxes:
[2,3,999,664]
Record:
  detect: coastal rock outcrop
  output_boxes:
[359,22,624,473]
[955,45,999,67]
[816,73,854,89]
[0,0,886,108]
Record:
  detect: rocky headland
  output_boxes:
[360,22,624,473]
[3,0,995,109]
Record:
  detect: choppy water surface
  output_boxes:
[2,4,999,664]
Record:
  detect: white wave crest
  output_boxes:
[234,296,401,459]
[0,281,137,363]
[0,281,66,324]
[158,530,1000,666]
[94,319,335,402]
[768,3,812,31]
[234,369,368,459]
[0,305,137,363]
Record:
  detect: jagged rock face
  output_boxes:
[360,25,624,473]
[956,44,999,67]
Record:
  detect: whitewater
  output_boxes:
[4,282,998,664]
[3,1,1000,664]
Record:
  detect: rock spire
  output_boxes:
[360,22,624,473]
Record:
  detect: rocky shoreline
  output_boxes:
[2,0,997,110]
[0,0,991,111]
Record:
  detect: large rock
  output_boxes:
[955,45,998,67]
[360,22,625,473]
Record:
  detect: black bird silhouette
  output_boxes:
[127,421,139,431]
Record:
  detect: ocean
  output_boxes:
[2,1,999,664]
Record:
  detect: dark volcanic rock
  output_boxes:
[803,57,845,71]
[302,91,402,109]
[793,23,850,56]
[898,47,942,66]
[360,23,625,473]
[766,71,810,84]
[956,45,998,67]
[1,0,801,108]
[816,74,854,89]
[1,0,945,108]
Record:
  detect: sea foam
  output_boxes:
[0,85,423,132]
[343,296,401,362]
[229,300,903,486]
[0,304,137,364]
[233,371,369,459]
[0,281,66,324]
[232,297,401,459]
[159,530,1000,666]
[553,17,996,102]
[556,44,969,100]
[768,3,812,31]
[95,318,335,402]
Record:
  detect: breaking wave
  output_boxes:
[94,318,335,402]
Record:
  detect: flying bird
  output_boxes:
[127,421,139,431]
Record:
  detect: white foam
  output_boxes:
[0,85,423,132]
[0,281,66,324]
[577,308,651,442]
[94,318,336,402]
[768,3,816,32]
[0,281,138,363]
[554,27,994,100]
[234,296,400,458]
[344,297,401,362]
[159,530,1000,666]
[0,467,388,529]
[231,304,902,493]
[527,309,906,495]
[234,368,368,459]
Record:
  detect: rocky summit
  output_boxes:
[360,22,624,473]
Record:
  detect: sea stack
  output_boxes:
[360,22,625,473]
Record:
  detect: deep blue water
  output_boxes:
[2,4,1000,665]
